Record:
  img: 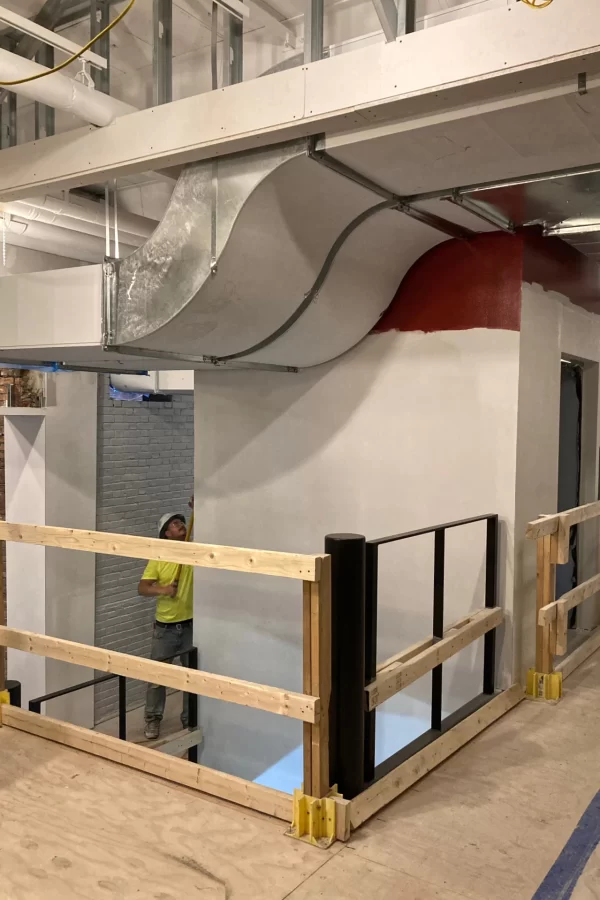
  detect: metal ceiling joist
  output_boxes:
[247,0,296,48]
[371,0,415,43]
[0,4,107,68]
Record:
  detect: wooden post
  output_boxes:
[302,581,312,795]
[0,540,5,695]
[303,555,331,799]
[536,534,556,674]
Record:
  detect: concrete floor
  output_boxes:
[1,651,599,899]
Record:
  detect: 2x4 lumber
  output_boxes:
[537,534,557,670]
[350,685,524,830]
[0,626,319,723]
[0,705,292,821]
[0,521,320,581]
[538,571,600,654]
[527,501,600,562]
[366,607,503,711]
[302,581,313,795]
[376,636,434,675]
[309,555,332,798]
[526,514,559,541]
[0,539,5,694]
[555,626,600,681]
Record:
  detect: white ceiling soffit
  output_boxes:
[0,0,599,199]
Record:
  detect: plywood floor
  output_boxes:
[1,651,599,900]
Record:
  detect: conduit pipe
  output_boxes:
[0,48,135,126]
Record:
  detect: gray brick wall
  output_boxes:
[94,378,194,724]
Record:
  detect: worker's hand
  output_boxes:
[162,583,178,598]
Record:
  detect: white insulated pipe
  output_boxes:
[0,48,135,126]
[1,200,145,247]
[1,217,137,263]
[24,195,156,239]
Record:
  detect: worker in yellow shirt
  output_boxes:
[139,512,193,740]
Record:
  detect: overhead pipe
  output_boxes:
[23,195,156,239]
[1,200,148,247]
[0,48,135,126]
[1,216,137,263]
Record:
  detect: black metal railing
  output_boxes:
[28,646,199,762]
[327,514,499,800]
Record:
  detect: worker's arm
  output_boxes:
[138,579,177,598]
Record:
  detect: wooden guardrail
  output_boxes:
[0,521,331,806]
[526,502,600,694]
[365,607,503,711]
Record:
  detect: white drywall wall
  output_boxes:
[5,414,46,705]
[515,283,600,680]
[194,326,520,783]
[44,372,98,727]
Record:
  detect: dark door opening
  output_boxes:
[557,360,583,624]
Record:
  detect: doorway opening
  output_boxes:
[557,359,583,625]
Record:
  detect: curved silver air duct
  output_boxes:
[105,139,464,369]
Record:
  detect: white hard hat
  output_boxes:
[158,512,186,539]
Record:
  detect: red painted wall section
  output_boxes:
[374,228,600,335]
[374,232,524,334]
[523,230,600,315]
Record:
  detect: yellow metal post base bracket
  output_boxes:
[286,787,341,848]
[527,668,563,701]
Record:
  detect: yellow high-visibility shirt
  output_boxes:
[141,559,193,623]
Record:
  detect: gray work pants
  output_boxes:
[144,620,193,726]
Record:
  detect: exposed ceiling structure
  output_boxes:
[1,0,600,373]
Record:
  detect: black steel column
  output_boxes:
[187,647,199,763]
[431,529,445,731]
[118,676,127,740]
[483,515,499,695]
[326,533,366,800]
[364,541,378,785]
[7,680,21,708]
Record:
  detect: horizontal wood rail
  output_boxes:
[0,626,319,723]
[539,572,600,656]
[0,522,322,582]
[526,500,600,565]
[0,705,293,821]
[365,607,503,711]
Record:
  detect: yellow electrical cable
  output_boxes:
[520,0,554,8]
[0,0,137,86]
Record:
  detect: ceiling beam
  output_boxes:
[0,5,107,68]
[0,0,596,200]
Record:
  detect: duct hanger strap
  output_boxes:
[307,137,473,241]
[104,345,299,374]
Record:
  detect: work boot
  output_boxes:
[144,719,160,740]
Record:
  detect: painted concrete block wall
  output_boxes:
[94,379,194,724]
[194,326,520,782]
